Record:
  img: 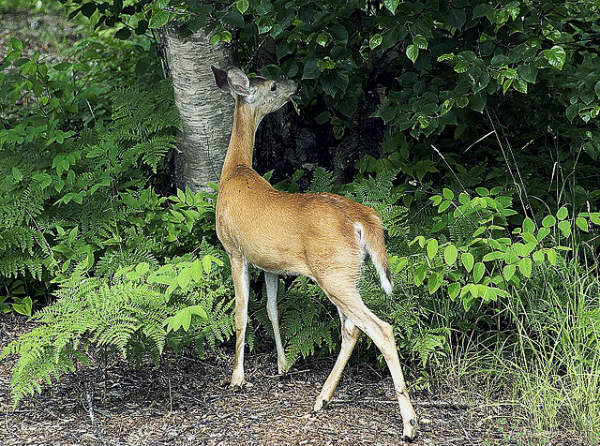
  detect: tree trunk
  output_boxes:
[162,26,234,192]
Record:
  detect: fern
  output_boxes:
[2,251,235,405]
[308,166,336,193]
[253,276,338,370]
[344,168,409,240]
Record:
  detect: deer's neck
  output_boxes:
[221,101,258,180]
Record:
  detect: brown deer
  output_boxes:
[212,66,418,441]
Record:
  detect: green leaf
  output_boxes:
[383,0,399,14]
[522,232,537,245]
[202,255,213,274]
[556,207,568,220]
[469,94,486,113]
[135,262,150,276]
[430,195,443,206]
[209,30,232,45]
[437,53,455,62]
[442,188,454,200]
[473,3,495,21]
[448,282,460,300]
[475,187,489,196]
[223,9,244,27]
[406,45,419,63]
[236,0,249,14]
[12,166,23,182]
[558,220,571,237]
[546,248,557,266]
[513,79,527,94]
[491,54,510,67]
[81,2,97,17]
[165,309,191,332]
[164,306,207,333]
[444,245,458,266]
[461,252,474,272]
[517,64,537,83]
[576,216,589,232]
[454,61,468,73]
[542,215,556,228]
[543,45,566,70]
[532,250,544,264]
[427,239,439,259]
[447,8,466,29]
[438,200,451,213]
[428,273,443,294]
[177,268,192,289]
[115,28,131,40]
[149,9,169,29]
[190,260,203,282]
[458,192,470,205]
[518,257,532,278]
[503,264,516,281]
[522,217,535,234]
[473,262,485,283]
[369,33,383,50]
[414,265,427,286]
[566,103,580,122]
[316,33,329,47]
[302,58,320,80]
[413,34,428,49]
[537,226,551,241]
[482,251,505,262]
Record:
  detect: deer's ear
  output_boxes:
[227,67,254,97]
[212,66,229,91]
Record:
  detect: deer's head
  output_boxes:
[212,66,298,127]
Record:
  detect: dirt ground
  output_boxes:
[0,315,581,446]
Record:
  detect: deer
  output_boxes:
[211,66,418,441]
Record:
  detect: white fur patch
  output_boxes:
[355,222,393,295]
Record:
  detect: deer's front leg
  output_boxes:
[265,272,287,374]
[230,253,250,387]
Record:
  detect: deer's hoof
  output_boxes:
[312,398,328,413]
[402,418,418,443]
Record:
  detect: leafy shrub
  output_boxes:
[1,247,233,404]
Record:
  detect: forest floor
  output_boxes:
[0,315,581,446]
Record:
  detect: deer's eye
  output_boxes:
[270,83,277,91]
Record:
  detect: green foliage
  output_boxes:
[253,276,337,369]
[0,35,182,300]
[1,250,233,405]
[0,31,235,406]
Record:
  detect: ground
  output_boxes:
[0,315,579,446]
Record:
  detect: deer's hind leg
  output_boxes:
[314,307,360,411]
[319,279,418,441]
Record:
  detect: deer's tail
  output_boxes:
[356,213,393,295]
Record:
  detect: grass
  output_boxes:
[506,262,600,444]
[431,259,600,444]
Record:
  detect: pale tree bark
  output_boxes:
[162,26,234,192]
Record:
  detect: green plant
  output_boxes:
[0,35,178,301]
[1,249,233,405]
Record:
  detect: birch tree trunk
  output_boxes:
[163,27,234,192]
